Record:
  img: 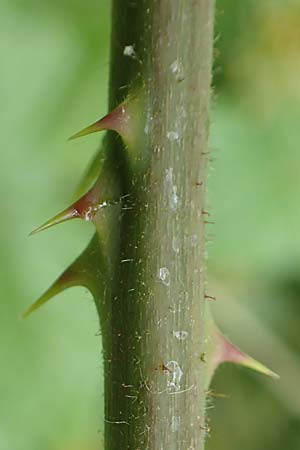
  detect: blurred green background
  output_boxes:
[1,0,299,449]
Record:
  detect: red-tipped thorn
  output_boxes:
[69,102,131,141]
[30,184,102,236]
[214,330,279,379]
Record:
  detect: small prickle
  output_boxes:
[69,94,143,150]
[22,236,102,318]
[30,183,103,235]
[69,101,132,141]
[213,329,279,379]
[22,266,78,318]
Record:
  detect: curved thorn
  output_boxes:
[22,265,79,318]
[22,235,102,318]
[68,101,131,141]
[30,183,102,236]
[215,330,279,379]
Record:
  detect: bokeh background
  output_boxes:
[1,0,299,449]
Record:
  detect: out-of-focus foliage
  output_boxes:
[0,1,110,448]
[0,0,299,449]
[208,1,300,449]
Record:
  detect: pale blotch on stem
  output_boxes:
[158,267,170,286]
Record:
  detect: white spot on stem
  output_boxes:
[123,45,136,58]
[165,360,183,391]
[84,200,109,222]
[170,59,184,81]
[166,131,180,142]
[173,331,188,341]
[165,168,179,211]
[170,59,179,75]
[158,267,170,286]
[83,206,93,221]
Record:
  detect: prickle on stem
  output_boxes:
[30,182,104,235]
[22,236,101,318]
[69,97,137,146]
[213,329,279,379]
[22,264,79,318]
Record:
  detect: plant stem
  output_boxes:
[100,2,215,449]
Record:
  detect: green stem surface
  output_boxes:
[98,2,215,449]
